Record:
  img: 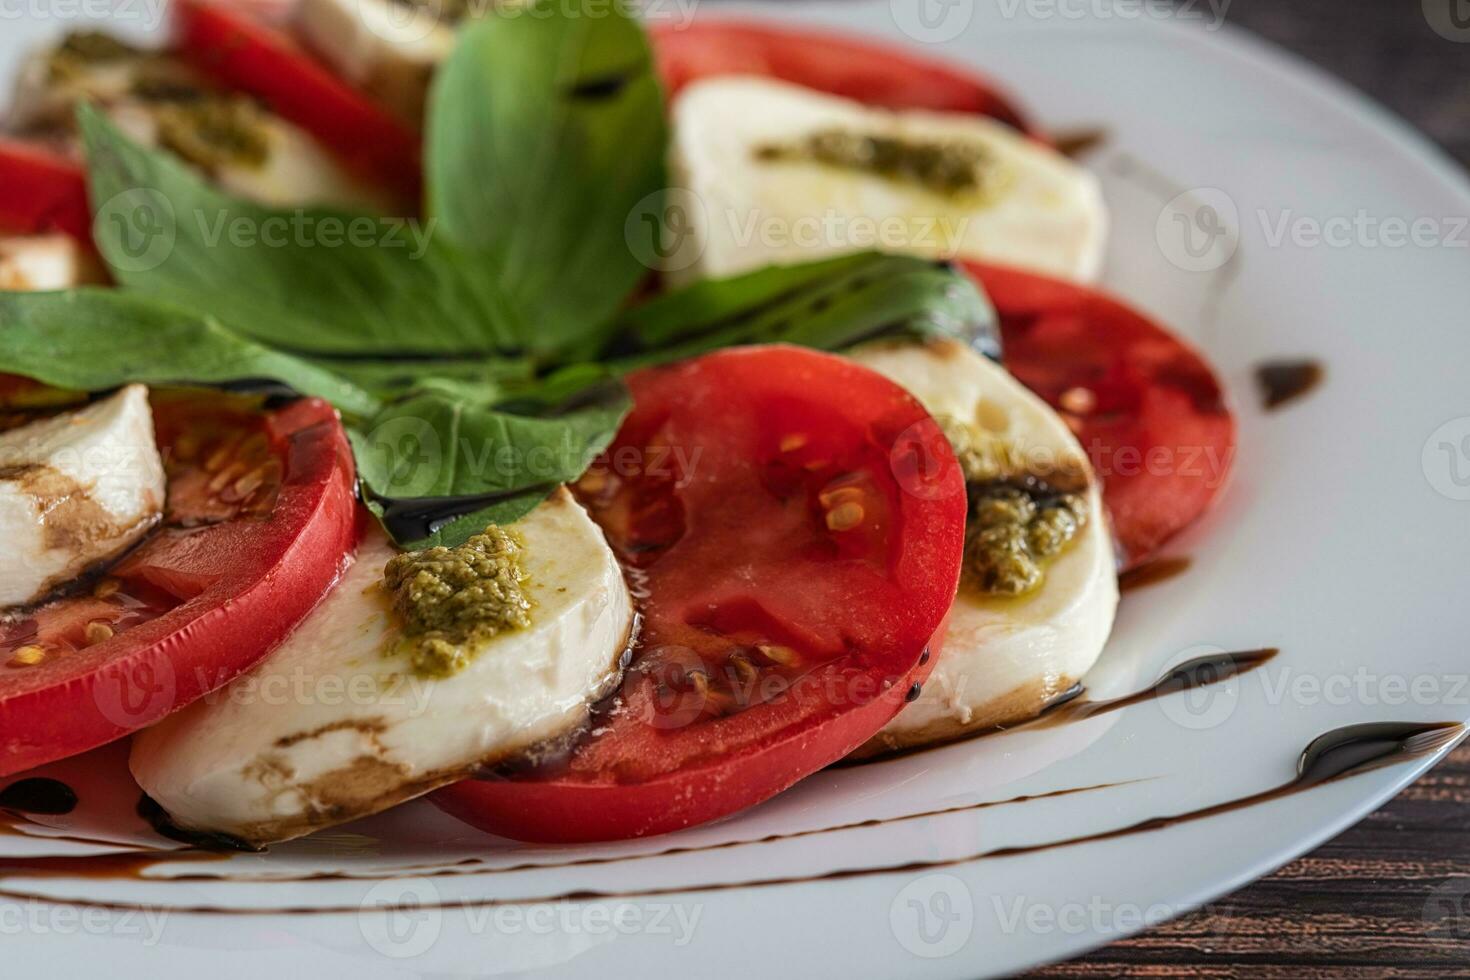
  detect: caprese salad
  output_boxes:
[0,2,1234,845]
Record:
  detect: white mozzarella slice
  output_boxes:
[669,76,1107,285]
[8,42,388,212]
[130,488,634,845]
[96,101,391,213]
[294,0,457,125]
[7,49,135,132]
[0,385,166,608]
[848,339,1118,755]
[227,123,393,211]
[0,234,92,291]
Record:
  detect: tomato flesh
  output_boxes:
[0,390,358,775]
[172,0,422,206]
[969,263,1237,569]
[435,346,966,842]
[0,140,91,241]
[651,20,1038,135]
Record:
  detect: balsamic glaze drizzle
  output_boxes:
[843,648,1279,766]
[0,722,1456,916]
[1256,359,1325,411]
[1118,556,1193,593]
[987,721,1464,858]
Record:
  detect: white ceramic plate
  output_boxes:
[3,3,1470,976]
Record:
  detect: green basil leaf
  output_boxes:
[350,376,630,549]
[80,104,521,357]
[427,2,667,357]
[0,288,380,418]
[604,253,1000,370]
[300,354,537,407]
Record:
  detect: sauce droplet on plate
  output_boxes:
[1256,359,1324,411]
[0,778,77,816]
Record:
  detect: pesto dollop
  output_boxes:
[966,484,1089,596]
[40,32,271,172]
[383,526,533,679]
[758,128,1003,199]
[50,31,141,70]
[153,98,271,172]
[938,415,1092,597]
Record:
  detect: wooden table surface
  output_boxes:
[1034,1,1470,974]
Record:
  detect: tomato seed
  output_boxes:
[819,485,864,509]
[825,502,865,531]
[727,651,759,685]
[8,646,46,668]
[202,438,238,474]
[208,460,248,496]
[1059,386,1097,415]
[84,622,115,647]
[224,465,268,503]
[758,644,798,666]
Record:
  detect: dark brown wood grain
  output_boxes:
[1026,743,1470,977]
[1221,0,1470,169]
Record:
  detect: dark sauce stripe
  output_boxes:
[0,722,1457,914]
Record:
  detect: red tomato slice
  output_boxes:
[0,391,358,775]
[172,0,422,205]
[968,263,1236,569]
[435,346,966,842]
[0,140,91,241]
[651,20,1039,135]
